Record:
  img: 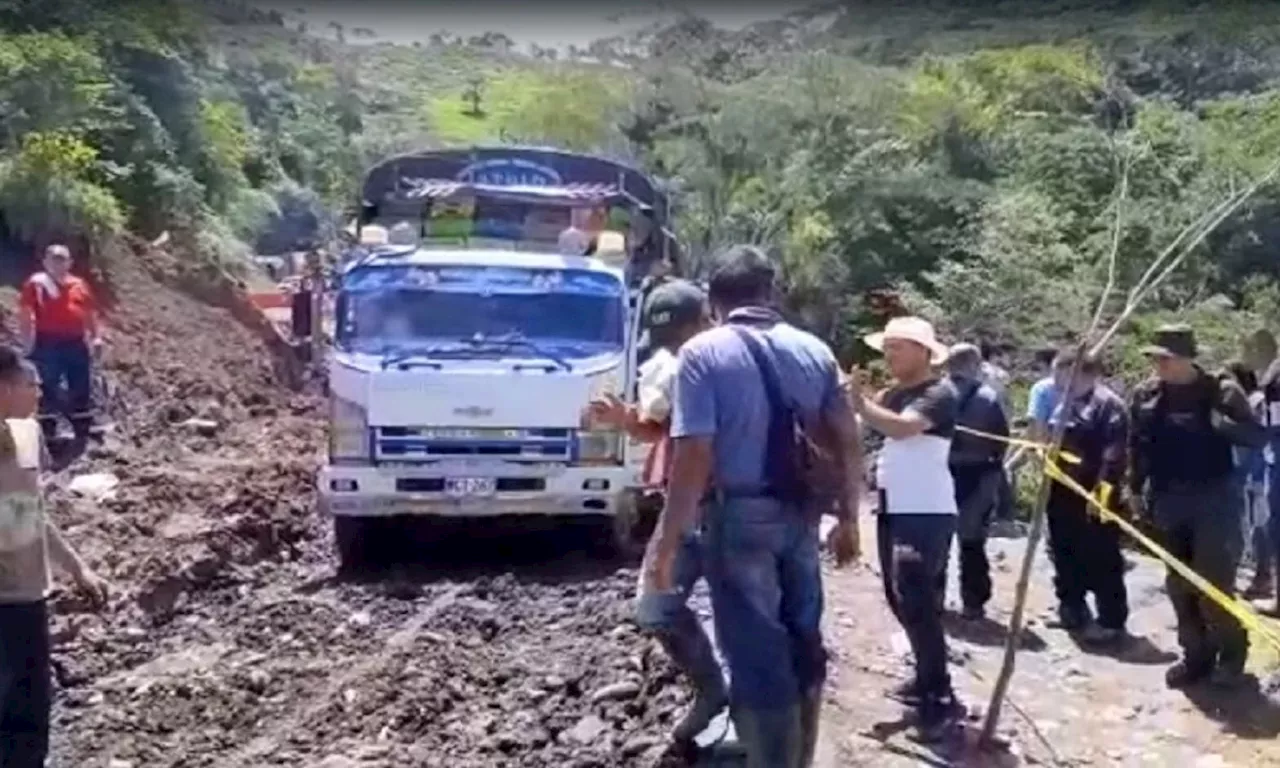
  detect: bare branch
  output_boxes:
[1085,143,1131,339]
[1091,158,1280,355]
[981,341,1088,745]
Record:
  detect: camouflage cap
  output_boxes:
[1143,323,1197,359]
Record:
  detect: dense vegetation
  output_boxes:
[6,0,1280,377]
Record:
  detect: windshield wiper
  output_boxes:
[379,344,466,369]
[470,332,573,372]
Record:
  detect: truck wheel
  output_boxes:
[334,515,379,572]
[599,491,645,561]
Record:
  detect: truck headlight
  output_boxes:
[329,397,370,464]
[576,429,623,464]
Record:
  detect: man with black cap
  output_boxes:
[1129,323,1265,688]
[585,279,727,746]
[643,245,863,766]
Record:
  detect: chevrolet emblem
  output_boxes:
[453,405,493,418]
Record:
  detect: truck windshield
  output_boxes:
[335,264,625,354]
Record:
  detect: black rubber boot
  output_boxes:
[733,705,804,768]
[798,689,822,767]
[670,675,729,744]
[1166,657,1214,689]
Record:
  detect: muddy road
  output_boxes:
[50,516,697,768]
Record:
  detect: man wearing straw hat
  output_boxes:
[845,315,964,741]
[1130,324,1264,689]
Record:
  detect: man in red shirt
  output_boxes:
[17,244,102,444]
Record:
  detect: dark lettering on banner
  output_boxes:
[456,158,562,187]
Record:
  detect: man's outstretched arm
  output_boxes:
[817,391,863,523]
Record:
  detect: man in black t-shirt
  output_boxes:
[846,316,963,742]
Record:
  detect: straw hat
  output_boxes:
[863,316,949,364]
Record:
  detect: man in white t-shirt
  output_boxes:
[584,280,726,745]
[845,316,962,742]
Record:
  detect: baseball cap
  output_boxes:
[644,279,706,334]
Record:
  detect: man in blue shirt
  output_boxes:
[1029,349,1130,643]
[644,245,863,767]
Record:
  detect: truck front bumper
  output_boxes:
[318,463,635,518]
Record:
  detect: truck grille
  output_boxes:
[375,427,572,462]
[395,477,546,493]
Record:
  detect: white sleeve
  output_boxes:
[637,357,677,423]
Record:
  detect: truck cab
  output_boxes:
[319,147,679,566]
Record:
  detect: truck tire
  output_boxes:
[334,515,380,572]
[597,490,645,561]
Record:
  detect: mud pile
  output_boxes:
[36,240,699,767]
[38,238,325,617]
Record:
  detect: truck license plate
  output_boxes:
[444,477,496,498]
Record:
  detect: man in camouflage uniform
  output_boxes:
[1129,325,1265,688]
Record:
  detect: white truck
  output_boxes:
[317,147,680,566]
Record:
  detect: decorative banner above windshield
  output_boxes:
[342,264,624,297]
[456,157,562,186]
[355,146,680,288]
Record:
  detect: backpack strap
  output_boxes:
[730,326,791,414]
[728,325,802,501]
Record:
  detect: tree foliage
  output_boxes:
[0,131,124,241]
[6,0,1280,379]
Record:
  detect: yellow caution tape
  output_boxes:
[953,423,1280,652]
[1096,480,1113,510]
[955,425,1082,465]
[1042,460,1280,654]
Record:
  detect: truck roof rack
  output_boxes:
[400,178,634,208]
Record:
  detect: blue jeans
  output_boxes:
[702,497,826,711]
[29,336,92,438]
[634,531,724,696]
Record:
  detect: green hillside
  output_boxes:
[5,0,1280,370]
